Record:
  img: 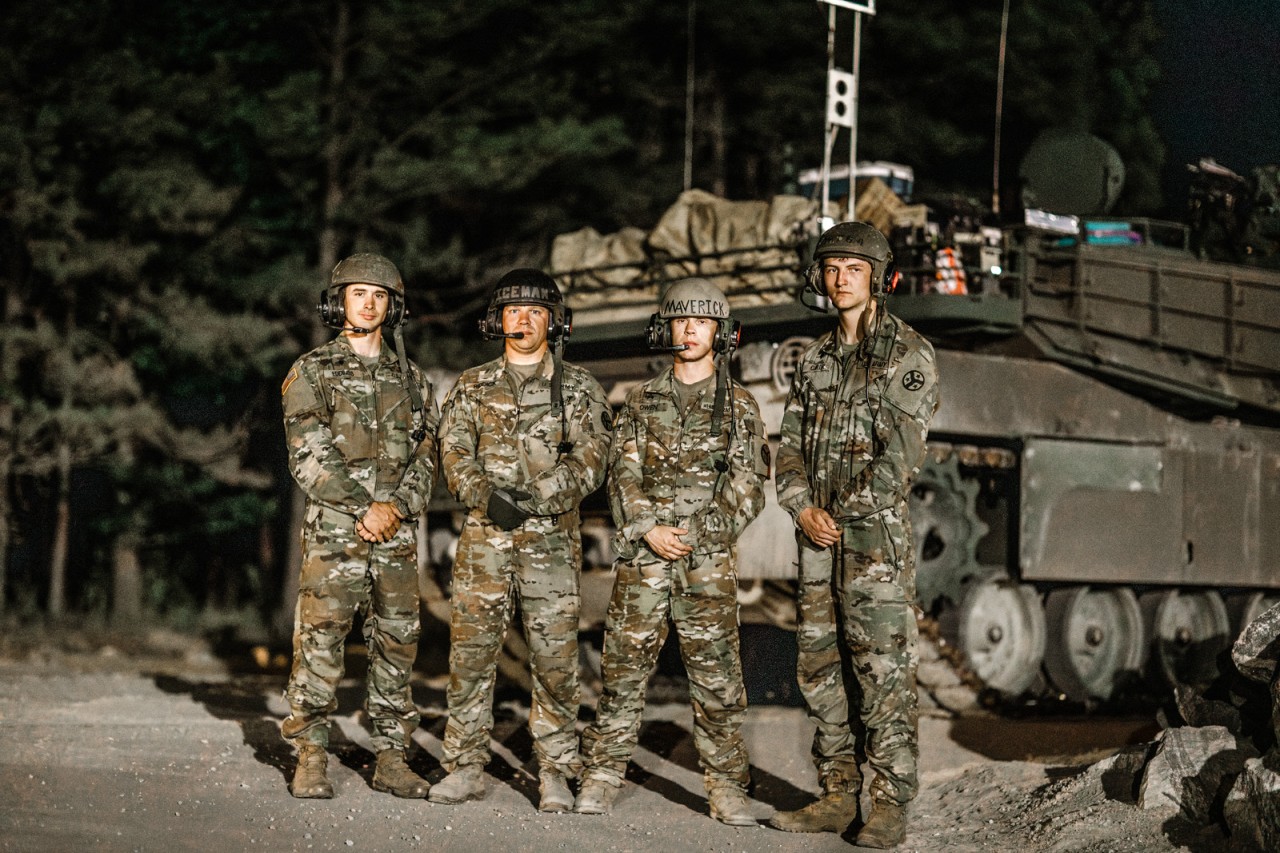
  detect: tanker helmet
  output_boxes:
[657,277,731,321]
[647,278,741,353]
[330,252,404,297]
[806,220,898,297]
[318,252,406,330]
[479,268,571,340]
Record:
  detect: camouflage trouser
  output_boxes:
[581,549,750,793]
[441,510,582,776]
[282,505,422,752]
[794,505,919,805]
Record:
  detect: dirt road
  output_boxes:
[0,635,1225,852]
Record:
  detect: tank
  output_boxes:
[547,184,1280,706]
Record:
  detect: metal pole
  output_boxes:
[684,0,696,192]
[821,5,836,226]
[850,10,862,219]
[993,0,1010,216]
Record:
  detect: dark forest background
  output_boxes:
[0,0,1229,635]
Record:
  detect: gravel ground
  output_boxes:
[0,626,1230,852]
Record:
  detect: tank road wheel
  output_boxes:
[1139,589,1232,688]
[1226,592,1280,639]
[1043,586,1145,703]
[909,457,988,611]
[945,575,1046,697]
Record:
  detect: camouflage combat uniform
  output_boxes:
[280,335,439,752]
[775,312,939,807]
[580,367,768,795]
[437,351,610,777]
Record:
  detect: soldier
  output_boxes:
[280,252,440,799]
[432,269,611,812]
[770,222,939,848]
[575,279,768,826]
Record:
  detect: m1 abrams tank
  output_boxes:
[548,183,1280,708]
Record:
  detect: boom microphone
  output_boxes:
[494,331,526,339]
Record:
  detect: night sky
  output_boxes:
[1151,0,1280,199]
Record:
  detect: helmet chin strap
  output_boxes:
[551,335,572,457]
[710,351,729,437]
[391,324,428,444]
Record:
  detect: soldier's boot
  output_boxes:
[573,777,619,815]
[708,787,756,826]
[538,769,574,813]
[427,764,485,804]
[371,749,430,798]
[290,743,334,799]
[855,798,907,849]
[767,790,860,833]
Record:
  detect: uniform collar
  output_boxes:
[473,350,555,386]
[502,350,555,380]
[643,366,678,398]
[817,312,900,364]
[333,334,391,365]
[644,366,713,401]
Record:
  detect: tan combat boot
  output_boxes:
[538,768,574,812]
[855,798,907,849]
[767,790,859,833]
[371,749,430,798]
[708,786,756,826]
[573,777,619,815]
[291,742,334,799]
[428,764,485,804]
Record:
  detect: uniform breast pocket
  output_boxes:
[805,366,839,393]
[801,369,838,449]
[330,386,375,460]
[379,386,412,437]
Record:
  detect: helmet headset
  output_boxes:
[317,253,406,332]
[645,278,741,355]
[801,221,899,312]
[479,268,572,342]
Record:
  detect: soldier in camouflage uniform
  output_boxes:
[770,222,939,849]
[575,279,768,826]
[431,269,611,813]
[280,253,440,800]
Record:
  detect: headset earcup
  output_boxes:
[317,287,346,328]
[478,300,501,339]
[882,260,899,295]
[546,304,569,341]
[386,295,405,329]
[644,313,669,350]
[711,319,743,353]
[804,262,822,294]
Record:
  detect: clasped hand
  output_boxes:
[357,501,405,543]
[643,525,693,562]
[797,507,841,548]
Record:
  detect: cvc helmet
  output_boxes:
[318,252,406,329]
[479,268,571,341]
[647,278,741,353]
[330,252,405,297]
[656,277,731,321]
[806,220,898,297]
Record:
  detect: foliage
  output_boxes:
[0,0,1170,619]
